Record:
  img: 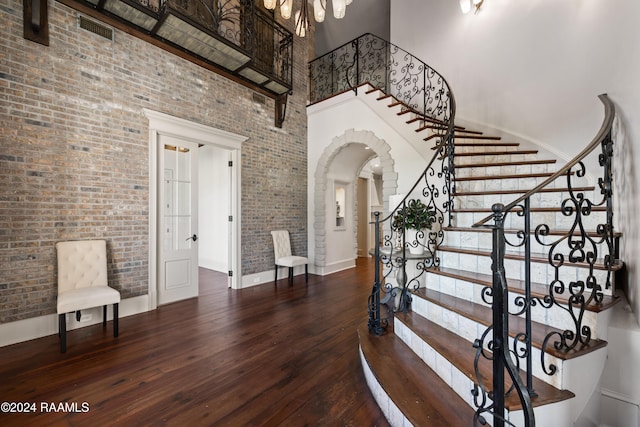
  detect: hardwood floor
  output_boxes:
[0,258,389,426]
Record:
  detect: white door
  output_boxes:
[158,135,199,305]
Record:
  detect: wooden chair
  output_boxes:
[270,230,308,286]
[56,240,120,353]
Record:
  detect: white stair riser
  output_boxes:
[454,144,516,154]
[456,153,536,165]
[456,163,554,178]
[395,316,575,427]
[394,318,488,416]
[452,210,606,230]
[444,229,611,255]
[454,189,598,210]
[443,230,614,275]
[409,296,566,389]
[454,176,582,192]
[359,347,414,427]
[424,271,603,339]
[438,250,613,294]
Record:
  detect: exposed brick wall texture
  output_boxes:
[0,0,308,323]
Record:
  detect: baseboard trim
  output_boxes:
[240,265,310,289]
[0,295,150,348]
[314,259,356,276]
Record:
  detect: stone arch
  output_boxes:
[313,129,397,268]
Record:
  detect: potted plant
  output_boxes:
[392,199,435,255]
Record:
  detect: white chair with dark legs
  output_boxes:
[270,230,308,286]
[56,240,120,353]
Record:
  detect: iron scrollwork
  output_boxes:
[471,95,616,427]
[308,33,452,128]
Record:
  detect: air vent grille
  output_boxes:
[252,93,266,105]
[77,15,114,41]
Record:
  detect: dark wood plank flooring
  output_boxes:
[0,258,389,426]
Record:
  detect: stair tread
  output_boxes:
[454,172,555,181]
[455,159,556,169]
[405,113,452,128]
[452,141,518,145]
[452,205,606,213]
[395,312,576,410]
[454,135,502,140]
[454,186,595,196]
[434,141,522,150]
[437,245,620,272]
[427,265,621,313]
[456,150,538,156]
[444,225,623,239]
[358,326,475,426]
[414,288,608,360]
[416,124,451,132]
[452,130,486,135]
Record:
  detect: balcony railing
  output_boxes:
[61,0,293,97]
[309,33,452,126]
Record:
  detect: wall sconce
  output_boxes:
[460,0,484,15]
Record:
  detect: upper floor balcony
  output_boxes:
[62,0,293,97]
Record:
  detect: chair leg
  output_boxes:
[274,265,278,283]
[113,303,119,338]
[103,305,107,327]
[288,267,293,286]
[305,264,308,282]
[59,313,67,353]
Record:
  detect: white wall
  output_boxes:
[391,0,640,325]
[198,145,230,272]
[600,299,640,427]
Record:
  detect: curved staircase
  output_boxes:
[358,95,620,426]
[308,33,621,426]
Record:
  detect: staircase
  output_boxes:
[359,91,620,426]
[308,33,621,426]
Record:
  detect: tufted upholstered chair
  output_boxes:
[270,230,308,286]
[56,240,120,353]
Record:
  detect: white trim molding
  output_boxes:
[144,109,248,307]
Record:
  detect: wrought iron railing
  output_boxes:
[367,139,457,335]
[309,33,452,126]
[66,0,293,95]
[161,0,293,89]
[470,94,617,427]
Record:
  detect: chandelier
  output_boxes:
[263,0,354,37]
[459,0,484,14]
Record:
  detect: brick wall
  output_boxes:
[0,0,308,323]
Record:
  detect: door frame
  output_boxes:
[145,109,248,310]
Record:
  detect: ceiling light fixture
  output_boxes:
[460,0,484,15]
[264,0,354,37]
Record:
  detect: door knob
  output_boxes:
[185,234,198,242]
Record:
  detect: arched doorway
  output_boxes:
[313,129,397,274]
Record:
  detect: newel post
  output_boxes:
[491,203,507,427]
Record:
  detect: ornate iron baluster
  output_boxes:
[472,204,535,427]
[368,212,386,335]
